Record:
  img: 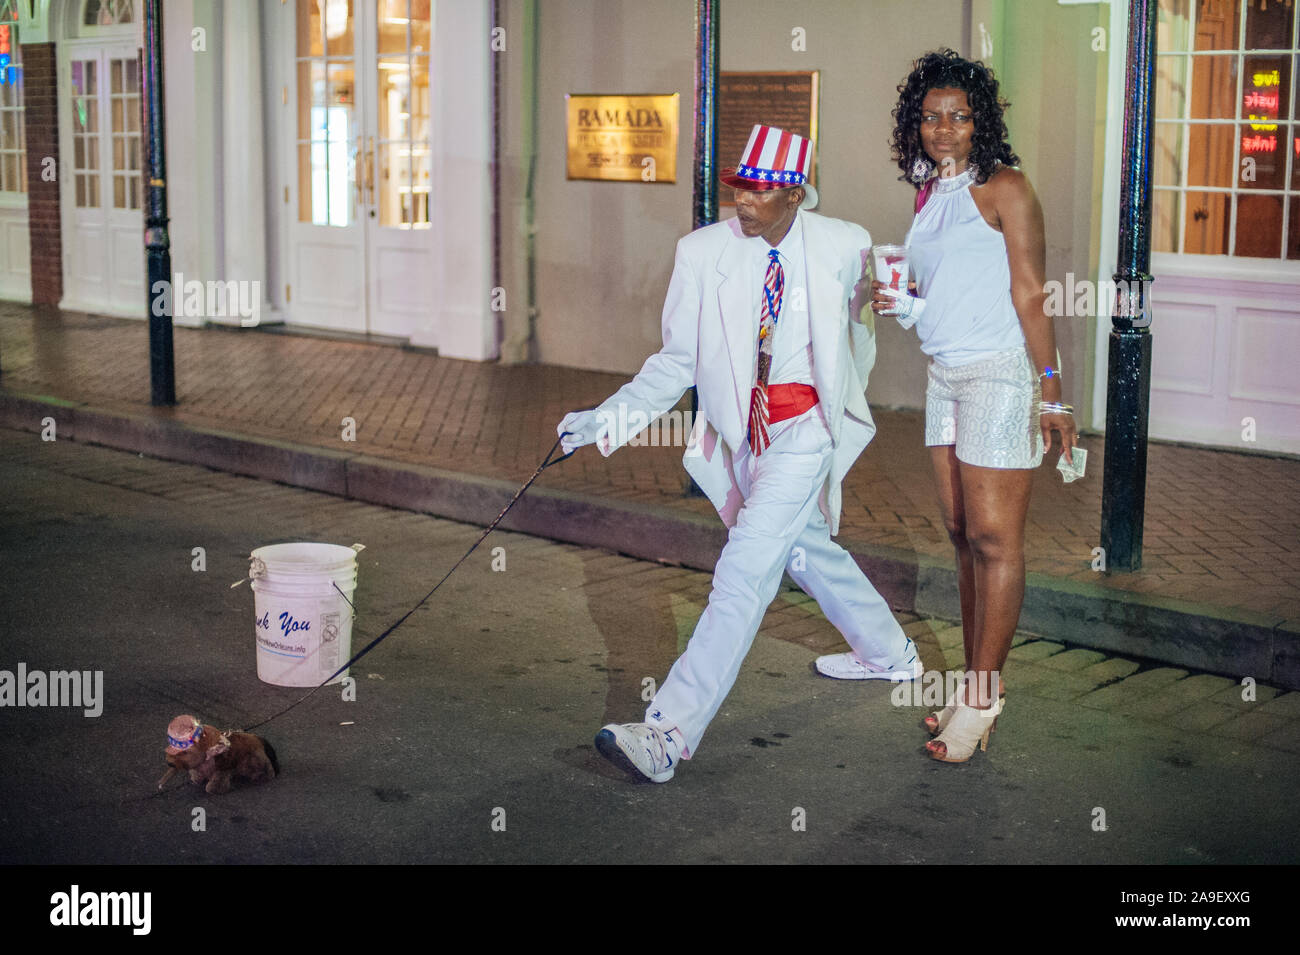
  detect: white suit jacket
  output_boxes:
[595,209,878,536]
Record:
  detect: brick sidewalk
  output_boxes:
[1,304,1297,628]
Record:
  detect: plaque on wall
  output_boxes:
[565,93,679,183]
[718,71,819,205]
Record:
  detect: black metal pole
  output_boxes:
[686,0,718,496]
[143,0,175,406]
[692,0,718,231]
[1100,0,1158,572]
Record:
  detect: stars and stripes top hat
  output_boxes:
[720,124,818,209]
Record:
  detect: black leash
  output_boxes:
[240,435,575,734]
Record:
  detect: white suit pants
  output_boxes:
[645,409,909,756]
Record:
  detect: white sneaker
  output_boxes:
[815,641,921,681]
[594,722,681,783]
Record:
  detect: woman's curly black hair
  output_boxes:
[890,49,1019,188]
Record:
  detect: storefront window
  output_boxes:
[0,0,24,196]
[1154,0,1299,259]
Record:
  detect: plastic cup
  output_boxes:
[872,244,910,291]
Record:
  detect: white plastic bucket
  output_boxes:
[249,542,361,687]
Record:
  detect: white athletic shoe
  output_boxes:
[814,641,922,681]
[594,722,681,783]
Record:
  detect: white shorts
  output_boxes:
[924,347,1044,470]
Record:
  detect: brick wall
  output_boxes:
[21,42,61,306]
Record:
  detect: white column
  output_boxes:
[163,0,206,328]
[216,0,268,326]
[409,0,495,358]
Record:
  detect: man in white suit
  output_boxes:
[559,126,918,783]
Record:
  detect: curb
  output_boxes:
[3,389,1295,690]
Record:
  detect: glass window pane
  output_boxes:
[1159,0,1194,52]
[1189,54,1237,119]
[111,58,122,94]
[1239,123,1284,189]
[377,0,408,55]
[113,134,123,169]
[323,0,355,57]
[1287,197,1300,259]
[1183,190,1230,253]
[1292,127,1300,189]
[1157,53,1189,119]
[87,175,98,207]
[411,0,430,52]
[296,60,324,141]
[1155,122,1185,186]
[125,58,139,94]
[1234,193,1283,257]
[1244,55,1289,119]
[410,54,429,143]
[1194,0,1241,52]
[377,140,403,226]
[297,0,324,57]
[111,97,122,132]
[327,61,354,136]
[130,175,140,209]
[377,57,409,142]
[1187,122,1235,186]
[113,174,124,208]
[75,174,85,206]
[3,154,16,191]
[1245,0,1293,51]
[298,138,354,226]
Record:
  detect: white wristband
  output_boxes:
[881,286,926,329]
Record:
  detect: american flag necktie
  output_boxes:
[748,248,784,455]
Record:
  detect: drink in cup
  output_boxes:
[872,244,909,291]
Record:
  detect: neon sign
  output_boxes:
[1244,90,1279,112]
[0,25,11,86]
[1242,134,1276,153]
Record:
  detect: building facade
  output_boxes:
[2,0,1296,453]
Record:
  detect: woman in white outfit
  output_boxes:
[874,50,1078,762]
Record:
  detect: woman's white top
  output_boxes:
[905,167,1026,366]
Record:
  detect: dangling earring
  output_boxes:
[910,156,933,183]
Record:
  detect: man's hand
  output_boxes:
[558,409,612,456]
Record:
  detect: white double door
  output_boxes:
[60,40,143,317]
[283,0,436,339]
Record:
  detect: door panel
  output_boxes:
[287,0,435,339]
[62,45,143,316]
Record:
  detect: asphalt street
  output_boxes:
[1,427,1297,866]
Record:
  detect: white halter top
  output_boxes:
[904,167,1026,366]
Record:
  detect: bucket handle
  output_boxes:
[230,545,360,590]
[230,555,268,589]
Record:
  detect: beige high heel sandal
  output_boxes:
[923,685,1006,736]
[926,697,1003,762]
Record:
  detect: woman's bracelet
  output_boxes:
[1037,366,1060,383]
[1038,401,1074,416]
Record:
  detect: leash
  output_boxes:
[239,435,576,734]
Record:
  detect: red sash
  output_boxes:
[765,383,818,424]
